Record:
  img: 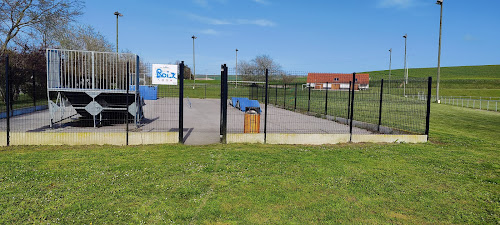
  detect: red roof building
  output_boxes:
[306,73,370,90]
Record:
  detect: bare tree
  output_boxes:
[56,24,113,52]
[238,54,282,81]
[0,0,84,52]
[252,54,281,73]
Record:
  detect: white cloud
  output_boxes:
[193,0,209,7]
[188,14,276,27]
[253,0,270,5]
[237,19,276,27]
[464,34,478,41]
[193,0,228,8]
[378,0,417,9]
[188,14,231,25]
[199,29,219,35]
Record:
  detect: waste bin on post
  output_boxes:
[244,107,260,133]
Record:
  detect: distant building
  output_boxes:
[306,73,369,90]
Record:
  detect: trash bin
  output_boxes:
[244,107,260,133]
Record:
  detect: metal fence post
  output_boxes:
[324,82,328,115]
[307,85,311,112]
[264,69,269,144]
[294,83,297,110]
[5,55,10,146]
[32,70,36,109]
[377,79,384,132]
[221,64,228,144]
[179,61,184,144]
[256,84,259,101]
[275,84,278,105]
[126,62,129,146]
[425,77,432,139]
[136,55,140,126]
[284,83,287,109]
[220,65,224,141]
[347,81,352,121]
[349,73,356,142]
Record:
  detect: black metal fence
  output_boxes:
[1,52,431,146]
[0,54,182,146]
[222,68,432,143]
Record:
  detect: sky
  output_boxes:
[79,0,500,75]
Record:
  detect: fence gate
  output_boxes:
[174,65,224,145]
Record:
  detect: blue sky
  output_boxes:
[79,0,500,74]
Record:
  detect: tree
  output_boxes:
[0,47,46,106]
[174,60,192,80]
[0,0,84,52]
[56,24,113,51]
[238,54,282,82]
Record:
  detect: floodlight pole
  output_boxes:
[192,35,197,89]
[403,34,407,97]
[114,11,123,53]
[436,0,444,103]
[235,48,238,88]
[389,48,392,94]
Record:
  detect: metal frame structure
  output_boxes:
[46,49,142,127]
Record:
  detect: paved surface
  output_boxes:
[227,103,372,135]
[0,98,371,145]
[182,98,220,145]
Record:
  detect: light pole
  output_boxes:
[403,34,408,96]
[389,48,392,94]
[192,35,197,89]
[235,48,238,88]
[436,0,444,103]
[114,11,123,53]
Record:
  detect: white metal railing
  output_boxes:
[401,94,499,112]
[438,96,499,112]
[47,49,138,91]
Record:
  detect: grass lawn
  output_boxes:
[294,65,500,98]
[366,65,500,98]
[0,104,499,223]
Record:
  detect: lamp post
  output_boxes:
[403,34,408,96]
[192,35,197,89]
[436,0,444,103]
[235,48,238,88]
[114,11,123,53]
[388,48,392,94]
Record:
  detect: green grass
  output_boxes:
[0,94,47,112]
[157,82,429,134]
[366,65,500,97]
[158,65,500,99]
[294,65,500,97]
[235,83,428,134]
[0,103,499,224]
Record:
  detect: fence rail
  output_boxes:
[437,96,499,112]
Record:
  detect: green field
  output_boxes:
[0,103,498,224]
[366,65,500,97]
[290,65,500,97]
